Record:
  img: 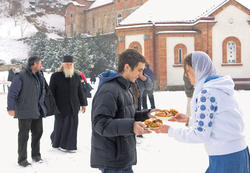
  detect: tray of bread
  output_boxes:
[154,109,178,120]
[144,118,163,129]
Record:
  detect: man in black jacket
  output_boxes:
[50,55,87,152]
[7,56,46,167]
[91,49,157,173]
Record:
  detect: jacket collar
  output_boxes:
[117,76,132,90]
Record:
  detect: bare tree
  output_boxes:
[20,17,29,37]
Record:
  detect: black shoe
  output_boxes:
[18,160,31,167]
[32,156,42,162]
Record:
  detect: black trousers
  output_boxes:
[142,90,155,109]
[18,118,43,163]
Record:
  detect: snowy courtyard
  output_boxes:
[0,71,249,173]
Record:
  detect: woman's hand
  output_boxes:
[150,124,170,133]
[168,113,189,123]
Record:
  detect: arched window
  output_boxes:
[174,44,187,65]
[133,45,139,51]
[178,48,183,64]
[227,41,236,63]
[117,14,122,25]
[129,41,142,54]
[222,36,241,64]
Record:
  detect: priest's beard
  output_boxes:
[63,66,74,78]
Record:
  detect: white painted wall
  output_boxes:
[125,35,145,55]
[166,37,195,86]
[212,5,250,78]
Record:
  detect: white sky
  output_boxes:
[0,72,249,173]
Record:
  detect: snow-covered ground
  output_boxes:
[0,71,249,173]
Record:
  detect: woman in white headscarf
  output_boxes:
[152,51,249,173]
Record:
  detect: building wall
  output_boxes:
[116,27,154,67]
[65,3,87,37]
[166,36,195,86]
[86,3,116,35]
[212,4,250,78]
[65,0,146,37]
[116,1,249,90]
[65,0,94,37]
[125,35,144,55]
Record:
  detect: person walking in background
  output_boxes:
[79,71,93,98]
[142,64,155,109]
[183,72,194,117]
[7,56,47,167]
[134,73,154,111]
[89,65,96,84]
[7,67,16,82]
[151,51,250,173]
[7,67,16,91]
[91,49,158,173]
[131,72,154,139]
[50,56,87,152]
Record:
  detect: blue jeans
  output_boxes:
[205,147,250,173]
[99,167,133,173]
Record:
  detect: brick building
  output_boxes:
[116,0,250,90]
[65,0,147,37]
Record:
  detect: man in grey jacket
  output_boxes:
[7,56,46,167]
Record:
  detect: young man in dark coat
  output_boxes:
[7,56,47,167]
[50,56,87,152]
[91,49,157,173]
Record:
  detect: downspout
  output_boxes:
[152,22,157,88]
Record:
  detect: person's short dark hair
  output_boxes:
[28,56,41,67]
[184,53,192,73]
[117,49,147,73]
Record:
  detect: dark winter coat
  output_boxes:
[49,70,87,117]
[7,69,15,82]
[132,74,153,110]
[44,81,60,116]
[7,67,47,119]
[183,73,194,98]
[143,64,154,90]
[91,70,149,169]
[89,67,96,82]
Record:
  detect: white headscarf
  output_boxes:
[192,51,216,96]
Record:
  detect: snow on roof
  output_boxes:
[120,0,249,25]
[236,0,250,9]
[67,1,86,7]
[89,0,113,9]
